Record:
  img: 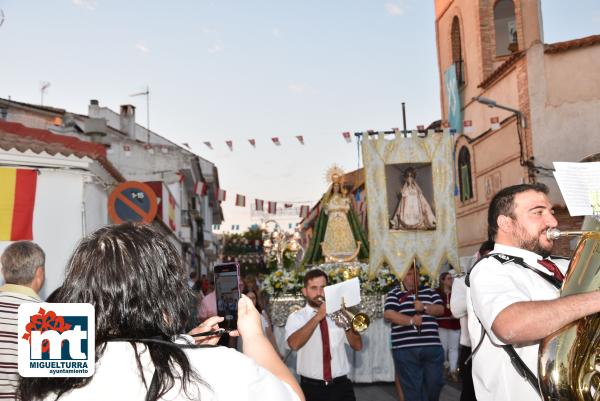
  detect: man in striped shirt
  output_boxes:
[0,241,45,399]
[384,265,445,401]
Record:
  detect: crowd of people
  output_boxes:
[3,182,599,401]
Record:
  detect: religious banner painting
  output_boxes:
[386,163,436,231]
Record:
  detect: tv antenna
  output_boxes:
[40,82,51,105]
[130,86,150,143]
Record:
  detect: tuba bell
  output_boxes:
[316,296,370,333]
[538,228,600,401]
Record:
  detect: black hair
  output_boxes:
[303,268,328,287]
[18,223,201,401]
[487,183,549,240]
[242,288,262,313]
[478,239,495,256]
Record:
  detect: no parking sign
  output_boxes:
[108,181,158,224]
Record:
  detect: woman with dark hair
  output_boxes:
[18,223,303,401]
[241,288,280,357]
[436,271,461,382]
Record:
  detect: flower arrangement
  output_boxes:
[260,269,305,297]
[260,262,399,297]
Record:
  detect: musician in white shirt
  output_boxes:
[285,269,362,401]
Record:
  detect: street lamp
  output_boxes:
[261,219,302,269]
[472,96,527,128]
[472,95,530,172]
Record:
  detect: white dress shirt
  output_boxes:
[450,275,471,347]
[284,304,350,380]
[467,244,568,401]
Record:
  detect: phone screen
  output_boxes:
[213,262,241,331]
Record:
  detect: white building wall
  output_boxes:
[83,181,109,235]
[528,43,600,204]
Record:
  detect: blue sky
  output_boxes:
[1,0,599,230]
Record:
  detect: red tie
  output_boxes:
[319,318,333,382]
[538,259,565,282]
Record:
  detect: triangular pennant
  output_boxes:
[342,132,352,143]
[235,194,246,207]
[490,116,500,130]
[203,141,213,150]
[463,120,474,133]
[225,140,233,151]
[271,137,281,146]
[296,135,304,145]
[248,139,256,147]
[255,199,264,211]
[194,181,207,197]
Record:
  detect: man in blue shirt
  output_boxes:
[384,265,445,401]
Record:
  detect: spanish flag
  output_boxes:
[0,168,37,241]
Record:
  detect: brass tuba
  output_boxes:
[538,228,600,401]
[315,296,370,333]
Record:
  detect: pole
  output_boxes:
[413,259,421,335]
[146,85,150,143]
[401,102,407,138]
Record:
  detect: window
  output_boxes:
[451,16,464,85]
[458,147,473,202]
[494,0,517,57]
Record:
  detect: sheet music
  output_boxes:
[553,162,600,216]
[323,277,361,313]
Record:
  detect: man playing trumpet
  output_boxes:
[285,269,362,401]
[467,183,600,401]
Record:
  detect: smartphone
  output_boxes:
[213,262,241,331]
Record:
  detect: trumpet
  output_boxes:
[546,228,593,240]
[315,296,370,333]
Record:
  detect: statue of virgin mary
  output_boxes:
[302,166,369,266]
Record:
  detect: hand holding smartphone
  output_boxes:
[213,262,241,331]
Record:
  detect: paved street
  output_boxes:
[354,382,461,401]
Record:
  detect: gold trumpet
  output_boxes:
[539,227,600,401]
[315,296,370,333]
[545,227,594,240]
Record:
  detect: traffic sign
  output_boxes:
[108,181,158,224]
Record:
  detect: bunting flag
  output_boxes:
[217,189,227,202]
[203,141,213,150]
[342,132,352,143]
[0,168,37,241]
[225,140,233,151]
[168,193,176,231]
[463,120,474,133]
[271,137,281,146]
[144,144,154,154]
[194,181,207,197]
[284,203,293,208]
[255,199,264,211]
[296,135,304,145]
[490,116,500,130]
[267,201,277,214]
[123,145,131,156]
[248,139,256,148]
[299,205,309,218]
[235,194,246,207]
